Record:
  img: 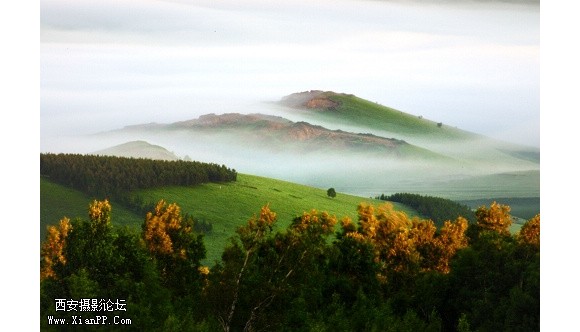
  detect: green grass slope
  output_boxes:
[278,91,540,172]
[371,170,540,204]
[40,177,144,241]
[436,170,540,200]
[284,91,479,141]
[133,173,418,265]
[42,171,530,264]
[41,174,420,265]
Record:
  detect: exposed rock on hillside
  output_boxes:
[280,90,343,110]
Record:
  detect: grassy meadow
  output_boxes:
[40,176,143,241]
[134,173,420,264]
[41,169,536,264]
[299,92,477,140]
[41,174,420,265]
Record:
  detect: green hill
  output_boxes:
[93,140,181,161]
[280,90,479,141]
[83,91,538,202]
[133,173,421,264]
[41,174,420,265]
[103,113,450,162]
[278,90,540,168]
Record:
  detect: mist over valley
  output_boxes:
[50,91,540,202]
[40,0,539,203]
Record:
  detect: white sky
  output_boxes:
[40,0,540,148]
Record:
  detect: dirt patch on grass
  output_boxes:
[305,97,339,110]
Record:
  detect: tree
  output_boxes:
[475,201,512,236]
[40,217,72,280]
[210,206,340,332]
[40,199,174,330]
[142,200,206,298]
[213,204,277,332]
[517,214,540,247]
[327,187,337,198]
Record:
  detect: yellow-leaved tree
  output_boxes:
[342,203,468,280]
[142,199,206,297]
[431,217,469,273]
[40,217,72,280]
[518,214,540,247]
[40,199,113,281]
[88,198,112,233]
[218,204,277,332]
[143,200,183,257]
[475,201,512,235]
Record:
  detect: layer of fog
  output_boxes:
[40,0,539,198]
[53,118,538,200]
[41,0,539,150]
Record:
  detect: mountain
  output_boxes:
[93,140,181,161]
[279,90,479,141]
[84,90,539,200]
[101,112,451,161]
[276,90,540,165]
[173,113,451,159]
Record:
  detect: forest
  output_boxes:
[40,198,539,331]
[377,193,477,227]
[40,153,238,198]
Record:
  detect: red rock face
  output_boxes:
[287,122,322,141]
[172,112,406,154]
[279,90,341,110]
[305,97,339,110]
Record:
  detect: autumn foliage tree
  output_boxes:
[142,200,206,299]
[40,217,71,280]
[439,202,540,331]
[40,197,538,331]
[208,206,341,332]
[430,217,469,273]
[475,201,512,235]
[518,214,540,247]
[378,192,476,226]
[40,199,176,330]
[40,200,113,283]
[88,199,112,233]
[341,203,468,279]
[211,204,278,332]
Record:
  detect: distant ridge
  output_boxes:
[165,112,446,160]
[85,90,539,201]
[93,140,181,161]
[279,90,480,140]
[278,90,539,165]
